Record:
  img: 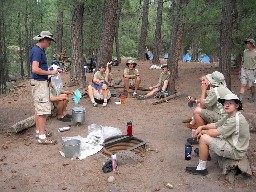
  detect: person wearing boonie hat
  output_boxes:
[186,93,250,176]
[30,31,58,145]
[239,38,256,103]
[88,62,112,107]
[186,71,232,129]
[137,64,170,100]
[123,59,141,97]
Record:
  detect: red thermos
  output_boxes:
[127,121,133,136]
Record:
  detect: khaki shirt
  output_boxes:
[242,49,256,69]
[158,72,170,85]
[93,71,113,82]
[216,112,250,159]
[203,86,232,115]
[124,68,139,77]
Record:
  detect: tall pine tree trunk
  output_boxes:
[114,1,122,63]
[56,10,64,55]
[98,0,118,65]
[70,3,85,86]
[219,0,236,89]
[191,31,200,62]
[24,2,31,79]
[167,0,188,95]
[152,0,163,65]
[17,12,24,78]
[137,0,149,60]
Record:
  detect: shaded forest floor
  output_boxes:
[0,59,256,192]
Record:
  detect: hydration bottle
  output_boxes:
[127,121,133,136]
[185,142,192,160]
[121,94,126,104]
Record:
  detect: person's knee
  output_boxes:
[193,107,202,115]
[102,84,108,90]
[199,134,212,145]
[136,76,141,82]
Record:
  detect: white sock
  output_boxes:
[36,130,39,134]
[196,159,207,170]
[38,134,46,139]
[91,99,96,103]
[104,99,107,103]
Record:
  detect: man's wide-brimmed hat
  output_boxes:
[126,59,137,67]
[244,38,255,47]
[206,71,226,87]
[218,93,243,111]
[161,64,168,69]
[33,31,56,42]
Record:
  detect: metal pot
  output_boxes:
[63,139,81,158]
[72,106,85,124]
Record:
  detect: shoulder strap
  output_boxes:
[233,112,240,147]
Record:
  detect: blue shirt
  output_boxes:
[30,45,48,81]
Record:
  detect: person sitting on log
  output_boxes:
[185,71,232,129]
[137,64,170,100]
[48,78,73,122]
[186,93,250,176]
[88,62,112,107]
[123,59,141,97]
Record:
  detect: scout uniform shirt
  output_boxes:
[158,71,170,85]
[216,112,250,159]
[243,49,256,69]
[123,68,139,78]
[94,71,113,82]
[203,85,233,115]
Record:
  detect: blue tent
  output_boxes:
[183,53,191,62]
[149,53,154,59]
[198,54,210,63]
[164,53,168,59]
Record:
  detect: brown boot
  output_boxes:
[182,118,192,123]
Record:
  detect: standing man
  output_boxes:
[123,59,141,97]
[239,39,256,103]
[30,31,58,144]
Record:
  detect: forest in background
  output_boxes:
[0,0,256,93]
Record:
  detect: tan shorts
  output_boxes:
[93,88,111,100]
[31,80,51,115]
[209,137,239,160]
[240,68,256,87]
[201,109,222,123]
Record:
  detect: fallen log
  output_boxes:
[152,92,181,105]
[8,115,35,133]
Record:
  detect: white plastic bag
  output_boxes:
[88,124,102,134]
[102,126,122,140]
[51,72,63,95]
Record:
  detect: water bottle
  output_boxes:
[187,96,194,108]
[127,121,133,136]
[121,94,126,104]
[185,142,192,160]
[111,154,117,171]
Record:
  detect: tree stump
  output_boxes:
[217,155,252,183]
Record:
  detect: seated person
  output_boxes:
[88,62,112,107]
[186,94,250,176]
[49,78,73,122]
[137,64,170,99]
[186,71,232,129]
[123,59,141,97]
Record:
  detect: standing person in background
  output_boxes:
[239,39,256,103]
[30,31,59,145]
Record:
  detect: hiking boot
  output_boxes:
[187,138,199,145]
[133,92,138,98]
[182,118,192,123]
[185,167,208,176]
[102,102,107,107]
[93,102,98,107]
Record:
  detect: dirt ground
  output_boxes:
[0,59,256,192]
